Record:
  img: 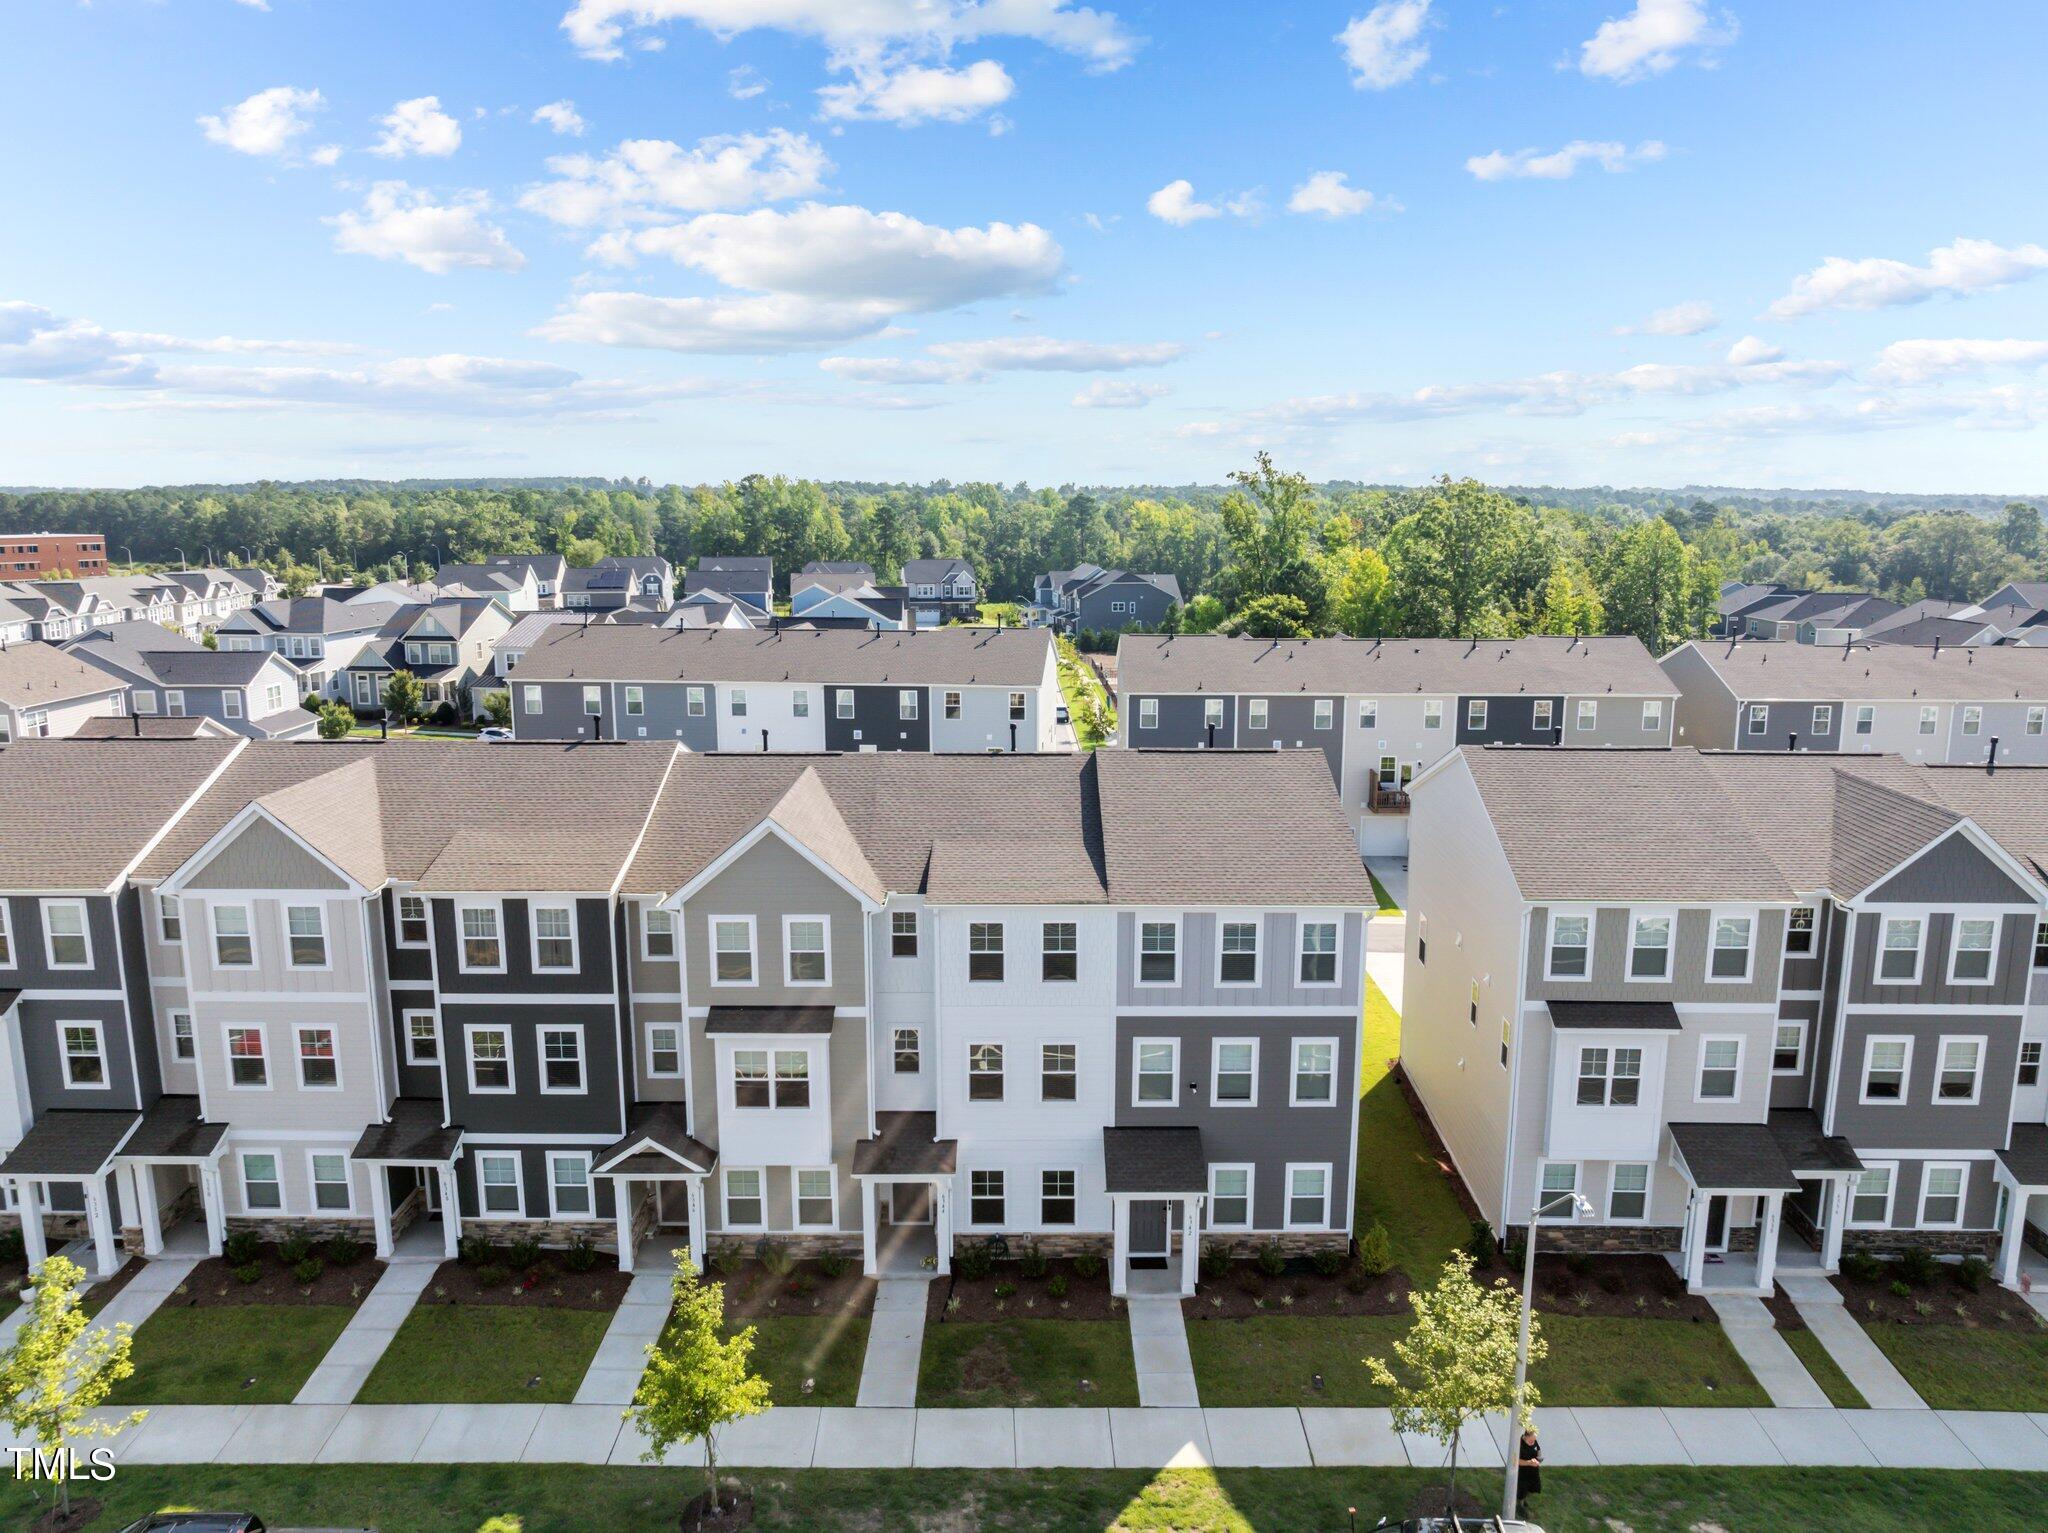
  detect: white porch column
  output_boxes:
[615,1179,635,1273]
[1822,1176,1849,1273]
[933,1179,952,1277]
[860,1179,878,1278]
[17,1180,47,1271]
[438,1165,461,1260]
[84,1179,119,1279]
[134,1164,164,1258]
[1999,1182,2031,1290]
[114,1162,139,1235]
[1683,1192,1710,1292]
[1111,1195,1130,1298]
[368,1166,394,1260]
[1754,1192,1784,1295]
[1178,1195,1200,1297]
[686,1177,706,1270]
[199,1162,226,1256]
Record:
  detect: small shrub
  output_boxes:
[324,1235,364,1267]
[1199,1248,1231,1280]
[1897,1246,1940,1288]
[475,1263,510,1289]
[293,1257,324,1284]
[458,1233,495,1268]
[994,1280,1018,1299]
[956,1243,994,1282]
[1071,1251,1104,1279]
[506,1236,543,1270]
[563,1237,599,1273]
[1562,1251,1591,1277]
[1466,1219,1499,1268]
[223,1231,262,1266]
[234,1261,263,1285]
[1501,1237,1527,1274]
[789,1273,816,1295]
[758,1243,796,1278]
[1018,1242,1049,1279]
[1357,1222,1393,1280]
[1255,1241,1287,1278]
[277,1233,313,1266]
[1889,1279,1912,1299]
[1955,1255,1990,1293]
[1048,1274,1069,1299]
[709,1241,747,1278]
[1597,1269,1627,1296]
[1840,1250,1883,1283]
[816,1252,851,1280]
[0,1228,24,1262]
[1311,1248,1346,1278]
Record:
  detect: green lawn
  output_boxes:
[1187,1316,1407,1406]
[729,1314,869,1408]
[1537,1315,1769,1407]
[9,1465,2047,1533]
[1356,978,1470,1277]
[1859,1322,2048,1410]
[356,1306,615,1404]
[1055,637,1117,749]
[977,601,1023,626]
[919,1319,1140,1407]
[1780,1324,1869,1408]
[1366,866,1402,914]
[104,1305,356,1405]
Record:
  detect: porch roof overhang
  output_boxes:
[0,1110,140,1180]
[1668,1121,1802,1194]
[1103,1126,1206,1195]
[1996,1123,2048,1192]
[593,1104,716,1177]
[704,1005,839,1036]
[1546,1000,1682,1031]
[1766,1109,1864,1176]
[117,1095,227,1162]
[852,1111,958,1177]
[352,1098,462,1164]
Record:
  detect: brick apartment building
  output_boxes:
[0,533,108,577]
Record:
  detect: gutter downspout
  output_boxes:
[1497,904,1534,1239]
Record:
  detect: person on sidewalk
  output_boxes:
[1514,1426,1543,1520]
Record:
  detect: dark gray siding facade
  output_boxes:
[1074,581,1176,633]
[4,894,143,1112]
[1733,697,1844,752]
[1235,695,1344,786]
[1125,693,1234,749]
[440,999,623,1137]
[1455,694,1565,746]
[511,678,720,748]
[823,685,931,752]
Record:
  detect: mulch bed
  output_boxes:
[1519,1252,1716,1322]
[1832,1263,2044,1332]
[1185,1259,1413,1320]
[931,1257,1121,1323]
[1390,1060,1487,1226]
[28,1494,102,1533]
[417,1245,632,1310]
[712,1257,877,1321]
[681,1482,755,1532]
[1764,1285,1808,1331]
[160,1249,384,1310]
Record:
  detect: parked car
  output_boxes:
[1375,1519,1541,1533]
[477,726,513,741]
[1056,703,1070,725]
[117,1516,267,1533]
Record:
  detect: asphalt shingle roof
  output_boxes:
[1673,639,2048,700]
[1669,1121,1802,1192]
[352,1098,461,1162]
[852,1111,957,1175]
[510,624,1052,687]
[0,644,124,709]
[1546,1000,1681,1030]
[0,1110,138,1177]
[1118,634,1674,699]
[1102,1126,1207,1193]
[0,737,242,890]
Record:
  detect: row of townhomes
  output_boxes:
[0,737,1368,1299]
[1716,579,2048,649]
[1404,744,2048,1297]
[1663,641,2048,763]
[0,567,272,644]
[506,624,1063,753]
[1030,565,1183,633]
[1114,633,1679,854]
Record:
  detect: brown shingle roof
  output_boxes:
[1118,634,1674,699]
[0,643,125,709]
[1673,639,2048,701]
[0,737,242,890]
[510,623,1051,687]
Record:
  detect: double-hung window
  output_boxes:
[1628,913,1671,978]
[730,688,748,718]
[1697,1038,1740,1100]
[1709,913,1753,980]
[1421,700,1441,730]
[968,922,1004,981]
[406,1012,438,1064]
[460,904,503,971]
[1962,705,1983,736]
[1855,705,1875,735]
[1773,1020,1806,1074]
[227,1025,268,1087]
[1315,698,1335,730]
[968,1043,1004,1101]
[1212,1039,1256,1105]
[1577,1046,1642,1106]
[1537,1162,1579,1219]
[1249,698,1269,731]
[1878,917,1922,982]
[642,907,675,960]
[1040,1043,1077,1101]
[1291,1039,1335,1104]
[1936,1036,1983,1102]
[1134,1040,1176,1105]
[241,1152,282,1211]
[2035,919,2048,970]
[1575,700,1597,731]
[1786,906,1816,955]
[1466,699,1487,731]
[1208,1166,1251,1229]
[1206,697,1226,732]
[1008,692,1026,721]
[286,905,327,968]
[969,1170,1005,1225]
[582,685,602,717]
[687,686,706,717]
[896,689,919,720]
[784,917,829,985]
[468,1027,512,1091]
[1861,1037,1909,1102]
[1813,704,1833,735]
[1285,1165,1330,1229]
[2031,706,2047,737]
[550,1154,593,1216]
[836,690,855,720]
[297,1026,339,1088]
[522,685,542,716]
[1532,698,1552,732]
[792,689,810,718]
[397,893,429,947]
[647,1025,682,1077]
[1138,920,1178,984]
[623,685,644,717]
[724,1170,764,1228]
[1609,1164,1650,1222]
[1359,698,1379,728]
[1298,919,1338,984]
[773,1050,810,1106]
[712,918,755,983]
[1747,704,1769,737]
[1547,912,1590,978]
[311,1153,351,1212]
[1918,705,1938,736]
[891,1027,920,1074]
[60,1022,107,1088]
[211,904,253,968]
[541,1026,585,1093]
[478,1152,522,1215]
[1919,1163,1967,1227]
[794,1169,836,1228]
[890,910,919,958]
[1218,920,1258,984]
[1950,917,1996,983]
[0,903,10,967]
[157,893,181,944]
[1041,1170,1076,1225]
[942,691,960,720]
[2021,1040,2043,1087]
[1642,699,1664,732]
[43,901,91,969]
[171,1010,195,1062]
[1041,922,1077,981]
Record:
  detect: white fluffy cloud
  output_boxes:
[819,335,1184,385]
[531,100,587,136]
[371,96,463,159]
[558,0,1139,70]
[1766,238,2048,320]
[1072,379,1167,408]
[1725,334,1782,366]
[534,292,900,354]
[1336,0,1431,90]
[1147,180,1262,227]
[327,183,525,274]
[1580,0,1735,83]
[1871,338,2048,385]
[0,301,357,387]
[817,59,1014,124]
[728,65,768,99]
[1287,171,1380,218]
[198,86,324,158]
[520,131,831,227]
[1615,299,1717,336]
[1466,140,1666,181]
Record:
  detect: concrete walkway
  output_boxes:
[1781,1274,1927,1409]
[573,1258,674,1406]
[1364,857,1408,912]
[59,1401,2048,1471]
[292,1260,435,1406]
[1127,1275,1199,1407]
[855,1278,929,1408]
[89,1255,200,1339]
[1706,1295,1829,1408]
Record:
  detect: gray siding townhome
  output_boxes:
[1117,634,1678,856]
[1404,742,2048,1299]
[0,643,129,741]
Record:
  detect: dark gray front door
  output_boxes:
[657,1182,690,1228]
[1130,1199,1169,1259]
[889,1184,932,1224]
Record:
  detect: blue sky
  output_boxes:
[5,0,2047,492]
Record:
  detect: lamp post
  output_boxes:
[1503,1188,1589,1523]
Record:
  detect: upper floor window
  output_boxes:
[1936,1036,1983,1102]
[784,917,829,985]
[891,1027,920,1075]
[1466,700,1487,731]
[43,900,92,969]
[1628,914,1671,978]
[0,905,10,968]
[467,1026,512,1091]
[2030,706,2047,737]
[1962,705,1983,736]
[1041,1043,1077,1101]
[211,904,253,968]
[1747,704,1768,737]
[890,910,918,958]
[1219,920,1259,984]
[1212,1039,1257,1105]
[2036,919,2048,969]
[942,691,959,720]
[968,1043,1004,1101]
[1812,705,1832,735]
[1249,698,1270,731]
[171,1010,195,1062]
[1576,700,1597,731]
[1642,699,1664,732]
[713,918,756,984]
[1421,700,1442,730]
[297,1025,339,1088]
[1917,705,1938,736]
[1299,920,1338,984]
[1009,692,1026,721]
[836,691,855,720]
[1292,1039,1335,1104]
[1133,1039,1176,1104]
[624,685,644,717]
[1709,914,1753,980]
[1138,920,1178,984]
[1359,699,1378,728]
[582,685,602,717]
[1137,698,1159,730]
[642,907,676,960]
[1949,917,1997,983]
[406,1012,438,1064]
[2019,1040,2041,1087]
[730,688,748,718]
[1314,699,1335,730]
[1696,1037,1741,1100]
[687,686,707,717]
[968,922,1004,982]
[227,1025,267,1087]
[1854,705,1874,735]
[1546,911,1590,979]
[459,905,504,972]
[1878,916,1922,983]
[1786,906,1815,955]
[60,1021,108,1089]
[1042,921,1077,982]
[1206,698,1225,731]
[1861,1036,1909,1102]
[734,1048,809,1108]
[1577,1046,1642,1106]
[157,893,182,944]
[532,905,577,970]
[541,1026,585,1093]
[286,905,327,968]
[793,689,810,718]
[1772,1020,1806,1074]
[1532,699,1553,733]
[397,893,429,947]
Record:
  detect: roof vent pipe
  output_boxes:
[1988,736,1999,775]
[1789,732,1799,752]
[761,730,769,752]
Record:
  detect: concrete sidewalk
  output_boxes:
[1706,1295,1830,1408]
[293,1261,435,1406]
[63,1401,2048,1471]
[856,1278,929,1408]
[1127,1278,1198,1407]
[1782,1274,1927,1409]
[574,1261,674,1406]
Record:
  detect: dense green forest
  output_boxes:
[2,465,2041,654]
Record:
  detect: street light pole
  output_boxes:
[1503,1190,1587,1523]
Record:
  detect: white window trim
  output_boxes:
[1544,907,1594,981]
[1358,699,1378,728]
[395,893,430,949]
[528,902,580,973]
[1039,1040,1078,1101]
[1296,916,1342,988]
[1854,704,1875,735]
[1532,699,1553,732]
[1859,1034,1914,1106]
[1694,1034,1745,1104]
[1961,705,1983,736]
[1916,1160,1969,1230]
[890,909,920,959]
[1642,699,1664,732]
[465,1023,516,1094]
[295,1024,342,1091]
[1290,1036,1339,1107]
[890,1026,922,1076]
[1039,1167,1079,1227]
[57,1019,111,1091]
[1134,915,1181,988]
[475,1150,526,1220]
[306,1150,356,1215]
[1214,915,1262,988]
[546,1151,595,1220]
[1771,1018,1808,1077]
[1283,1162,1333,1231]
[1918,704,1939,735]
[224,1021,271,1091]
[1848,1162,1896,1229]
[1933,1033,1986,1107]
[456,900,507,975]
[0,902,11,970]
[709,914,758,987]
[404,1010,438,1066]
[1875,914,1925,986]
[239,1148,285,1214]
[1705,907,1756,984]
[966,1168,1007,1228]
[1210,1036,1259,1108]
[1946,916,2000,987]
[1624,908,1675,983]
[1785,905,1817,957]
[170,1009,195,1063]
[791,1167,839,1231]
[538,1023,588,1095]
[1248,698,1270,731]
[964,1041,1005,1103]
[782,914,832,988]
[687,686,707,718]
[1420,699,1441,730]
[646,1023,684,1079]
[1812,704,1832,735]
[1576,699,1597,731]
[1746,703,1769,736]
[156,892,182,945]
[1314,698,1335,731]
[1536,1161,1581,1221]
[1607,1162,1652,1225]
[283,903,331,972]
[1132,1036,1178,1108]
[41,899,94,970]
[1206,1163,1254,1231]
[1466,698,1487,731]
[624,685,645,717]
[209,902,254,969]
[640,906,677,962]
[835,690,855,720]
